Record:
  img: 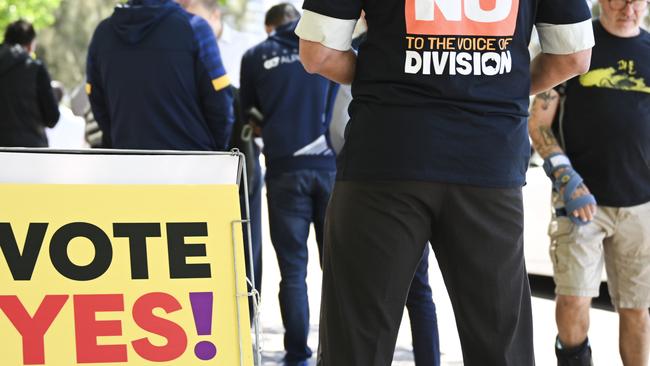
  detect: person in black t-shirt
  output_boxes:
[529,1,650,365]
[330,27,442,366]
[294,0,595,365]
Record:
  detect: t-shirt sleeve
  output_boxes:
[535,0,594,55]
[295,0,362,51]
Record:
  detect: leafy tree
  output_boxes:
[0,0,62,39]
[36,0,116,91]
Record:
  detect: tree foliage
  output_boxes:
[0,0,62,38]
[36,0,116,91]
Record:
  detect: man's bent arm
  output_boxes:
[528,89,596,222]
[299,39,356,85]
[295,9,359,85]
[530,50,591,95]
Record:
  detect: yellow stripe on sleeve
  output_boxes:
[211,75,231,91]
[85,83,92,95]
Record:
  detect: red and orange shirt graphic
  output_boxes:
[404,0,518,76]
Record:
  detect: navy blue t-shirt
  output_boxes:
[555,21,650,207]
[299,0,592,188]
[239,21,337,176]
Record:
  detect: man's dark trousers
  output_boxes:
[318,180,534,366]
[266,169,336,365]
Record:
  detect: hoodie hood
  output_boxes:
[110,0,179,44]
[269,20,299,49]
[0,44,30,77]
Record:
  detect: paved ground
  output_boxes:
[252,167,623,365]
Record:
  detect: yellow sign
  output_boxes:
[0,184,252,366]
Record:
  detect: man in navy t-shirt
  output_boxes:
[295,0,595,364]
[240,4,338,365]
[529,1,650,364]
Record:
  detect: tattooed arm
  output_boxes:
[529,89,597,222]
[528,89,563,158]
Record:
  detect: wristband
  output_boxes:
[543,153,572,179]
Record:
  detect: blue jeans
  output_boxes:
[266,169,336,365]
[407,245,441,366]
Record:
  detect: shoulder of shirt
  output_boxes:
[95,17,113,31]
[89,17,113,46]
[184,10,212,33]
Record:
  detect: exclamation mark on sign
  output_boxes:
[189,292,218,360]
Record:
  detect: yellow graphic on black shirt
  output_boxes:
[580,59,650,94]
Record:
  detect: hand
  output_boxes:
[554,168,597,223]
[565,183,596,223]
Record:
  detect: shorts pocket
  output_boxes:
[548,216,576,273]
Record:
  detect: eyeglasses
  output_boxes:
[608,0,650,11]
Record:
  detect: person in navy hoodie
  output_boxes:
[86,0,233,151]
[239,4,337,366]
